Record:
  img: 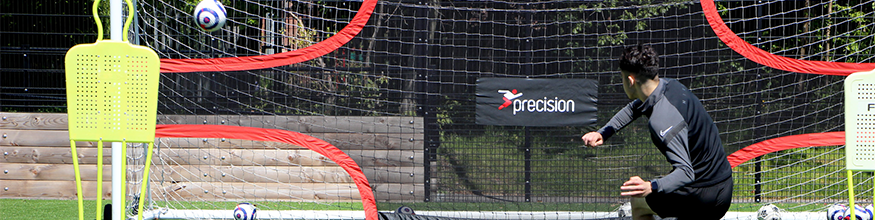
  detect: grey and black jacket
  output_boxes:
[597,78,732,194]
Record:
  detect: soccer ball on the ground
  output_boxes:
[233,202,257,220]
[617,202,631,218]
[193,0,227,32]
[828,204,848,220]
[846,204,873,220]
[396,206,415,215]
[756,204,781,220]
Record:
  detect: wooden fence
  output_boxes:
[0,112,424,202]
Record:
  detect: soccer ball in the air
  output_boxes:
[756,204,781,220]
[193,0,227,32]
[233,202,257,220]
[846,204,873,220]
[828,204,848,220]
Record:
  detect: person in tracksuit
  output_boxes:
[581,45,733,220]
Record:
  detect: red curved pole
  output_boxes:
[701,0,875,76]
[155,124,378,220]
[159,0,378,73]
[727,131,845,168]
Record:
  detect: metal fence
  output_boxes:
[1,0,860,207]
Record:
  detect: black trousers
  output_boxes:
[645,176,733,220]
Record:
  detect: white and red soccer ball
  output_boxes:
[193,0,227,32]
[828,204,874,220]
[233,202,257,220]
[846,204,874,220]
[829,204,849,220]
[756,204,781,220]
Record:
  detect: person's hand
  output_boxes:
[620,176,652,197]
[581,132,603,148]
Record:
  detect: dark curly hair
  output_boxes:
[619,44,659,80]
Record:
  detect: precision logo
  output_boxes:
[498,89,576,115]
[497,89,523,110]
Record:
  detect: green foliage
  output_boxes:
[436,126,665,198]
[435,97,461,130]
[245,71,389,116]
[557,0,688,73]
[338,73,388,115]
[817,1,875,62]
[565,0,688,46]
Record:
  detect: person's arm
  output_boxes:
[597,99,643,140]
[650,126,695,194]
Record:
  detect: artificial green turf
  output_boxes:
[1,198,833,220]
[0,199,111,220]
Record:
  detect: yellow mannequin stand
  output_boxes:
[844,69,875,219]
[847,170,875,219]
[64,0,159,219]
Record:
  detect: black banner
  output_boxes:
[476,78,597,127]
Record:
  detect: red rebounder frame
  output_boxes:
[154,124,379,220]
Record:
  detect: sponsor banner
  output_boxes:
[476,78,597,127]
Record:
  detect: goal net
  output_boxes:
[114,0,875,219]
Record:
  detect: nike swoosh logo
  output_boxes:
[659,126,673,137]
